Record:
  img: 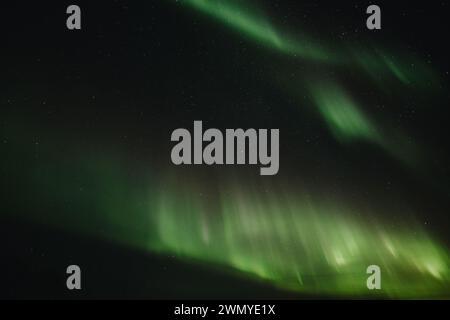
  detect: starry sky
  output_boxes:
[1,0,450,298]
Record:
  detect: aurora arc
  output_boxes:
[2,123,449,298]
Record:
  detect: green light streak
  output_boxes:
[176,0,331,60]
[308,81,421,167]
[308,82,380,143]
[381,54,410,84]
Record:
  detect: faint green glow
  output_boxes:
[308,81,421,167]
[352,48,437,88]
[381,54,410,84]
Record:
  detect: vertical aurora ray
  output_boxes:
[151,179,450,297]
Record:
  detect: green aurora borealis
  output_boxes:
[153,178,450,297]
[1,0,450,298]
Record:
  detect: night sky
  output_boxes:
[1,0,450,299]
